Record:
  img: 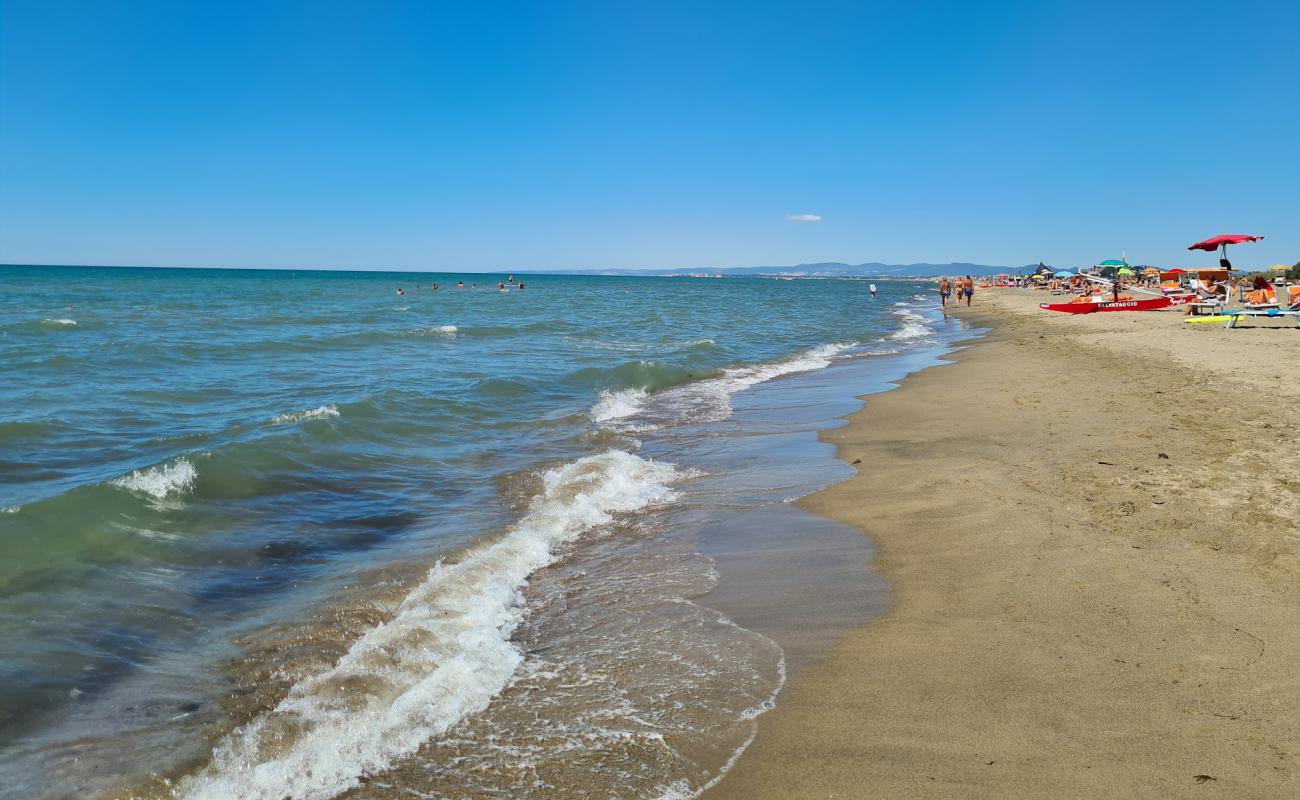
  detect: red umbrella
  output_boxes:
[1165,268,1188,274]
[1187,233,1263,270]
[1187,234,1264,251]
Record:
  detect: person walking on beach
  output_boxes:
[962,275,974,306]
[939,278,952,310]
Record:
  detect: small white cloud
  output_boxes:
[785,213,822,223]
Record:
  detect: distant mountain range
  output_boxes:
[537,262,1040,278]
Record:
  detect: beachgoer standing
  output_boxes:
[939,278,951,310]
[963,275,974,306]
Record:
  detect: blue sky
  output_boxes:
[1,0,1297,271]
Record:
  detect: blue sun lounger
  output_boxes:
[1223,309,1300,329]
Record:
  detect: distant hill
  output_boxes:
[535,262,1036,278]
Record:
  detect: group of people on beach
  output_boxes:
[396,275,524,295]
[939,276,974,311]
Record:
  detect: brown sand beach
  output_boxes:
[708,288,1300,798]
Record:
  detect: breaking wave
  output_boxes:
[889,309,933,341]
[180,449,686,800]
[110,458,198,500]
[269,405,340,425]
[589,387,649,423]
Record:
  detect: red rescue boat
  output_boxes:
[1040,297,1174,314]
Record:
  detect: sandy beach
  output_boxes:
[708,288,1300,798]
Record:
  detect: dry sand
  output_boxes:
[707,288,1300,798]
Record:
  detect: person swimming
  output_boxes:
[517,282,525,290]
[457,280,464,288]
[498,281,506,290]
[396,287,404,296]
[507,274,515,284]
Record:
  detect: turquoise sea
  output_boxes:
[0,265,965,799]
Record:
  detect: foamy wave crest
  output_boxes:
[645,343,854,426]
[1,505,19,514]
[42,318,77,326]
[589,387,648,423]
[181,449,685,800]
[110,458,198,500]
[889,309,933,341]
[410,325,458,336]
[269,405,340,425]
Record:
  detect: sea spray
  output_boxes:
[268,405,340,425]
[589,387,649,423]
[111,458,198,500]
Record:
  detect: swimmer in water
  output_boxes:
[457,281,464,288]
[498,281,506,290]
[396,288,404,296]
[507,274,515,284]
[517,282,525,290]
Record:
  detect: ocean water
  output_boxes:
[0,265,962,799]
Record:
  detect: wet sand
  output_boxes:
[708,288,1300,798]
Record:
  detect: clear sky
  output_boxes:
[1,0,1297,271]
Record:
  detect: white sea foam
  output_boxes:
[269,405,340,425]
[659,342,853,424]
[411,324,458,336]
[42,318,77,326]
[652,623,787,800]
[616,343,852,431]
[181,449,684,800]
[589,387,649,423]
[1,505,19,514]
[111,458,198,500]
[889,309,933,341]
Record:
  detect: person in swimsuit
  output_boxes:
[963,275,974,306]
[939,278,952,309]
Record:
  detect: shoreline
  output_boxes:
[707,290,1300,797]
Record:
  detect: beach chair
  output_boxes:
[1243,287,1279,311]
[1224,309,1300,329]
